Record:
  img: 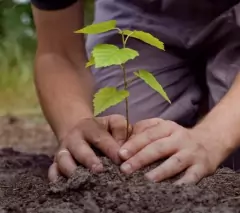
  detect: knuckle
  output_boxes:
[196,142,205,151]
[194,143,209,160]
[91,135,102,146]
[155,145,165,157]
[56,151,66,163]
[165,120,178,128]
[172,155,184,165]
[175,128,187,139]
[187,151,197,162]
[109,115,126,127]
[67,139,86,152]
[105,146,113,155]
[111,114,126,121]
[133,121,146,132]
[191,171,200,181]
[145,128,159,141]
[130,155,148,170]
[133,157,145,169]
[98,117,108,127]
[146,118,163,126]
[145,130,155,141]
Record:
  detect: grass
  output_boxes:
[0,38,41,117]
[0,0,94,118]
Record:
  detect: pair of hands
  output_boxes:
[49,114,226,185]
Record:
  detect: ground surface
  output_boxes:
[0,116,240,213]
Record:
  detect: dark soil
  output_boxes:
[0,116,240,213]
[0,149,239,213]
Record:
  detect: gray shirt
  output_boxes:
[31,0,240,169]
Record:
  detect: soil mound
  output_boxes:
[0,148,240,213]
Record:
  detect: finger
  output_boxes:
[174,164,206,185]
[119,122,176,160]
[145,150,191,182]
[108,114,132,145]
[84,121,121,165]
[56,149,78,178]
[120,138,176,174]
[67,139,103,172]
[132,118,163,135]
[48,162,60,182]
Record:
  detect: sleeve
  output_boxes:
[30,0,78,10]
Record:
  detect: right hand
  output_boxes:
[48,114,131,182]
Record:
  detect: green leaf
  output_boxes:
[122,30,165,51]
[134,70,171,103]
[74,20,117,34]
[93,87,129,116]
[86,54,95,68]
[92,44,139,68]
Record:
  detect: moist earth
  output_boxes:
[0,116,240,213]
[0,149,240,213]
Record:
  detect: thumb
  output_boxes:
[105,114,132,145]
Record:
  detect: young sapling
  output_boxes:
[75,20,171,139]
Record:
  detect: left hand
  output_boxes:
[118,118,228,185]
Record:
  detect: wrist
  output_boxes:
[192,123,237,165]
[45,105,94,142]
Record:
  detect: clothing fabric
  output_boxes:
[31,0,240,170]
[30,0,77,10]
[86,0,240,170]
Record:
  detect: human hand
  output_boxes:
[48,114,131,182]
[119,118,228,185]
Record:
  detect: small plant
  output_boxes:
[75,20,171,139]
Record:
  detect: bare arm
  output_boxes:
[32,2,127,181]
[32,1,94,140]
[118,73,240,184]
[195,73,240,157]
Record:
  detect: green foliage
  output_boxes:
[86,54,95,68]
[93,87,129,116]
[122,30,165,51]
[0,0,95,116]
[92,44,139,68]
[75,20,116,34]
[134,70,171,103]
[84,0,94,25]
[0,0,39,115]
[76,19,170,118]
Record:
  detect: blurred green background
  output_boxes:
[0,0,94,117]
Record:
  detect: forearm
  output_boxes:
[194,73,240,157]
[32,1,94,139]
[35,55,94,139]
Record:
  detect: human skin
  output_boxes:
[32,1,129,181]
[32,0,240,183]
[119,73,240,184]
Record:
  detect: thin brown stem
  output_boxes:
[122,34,126,48]
[120,64,130,140]
[124,31,134,46]
[118,30,130,140]
[126,76,138,85]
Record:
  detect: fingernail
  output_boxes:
[119,149,130,159]
[120,163,132,174]
[91,164,103,173]
[145,172,157,182]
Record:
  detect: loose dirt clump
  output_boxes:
[0,148,240,213]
